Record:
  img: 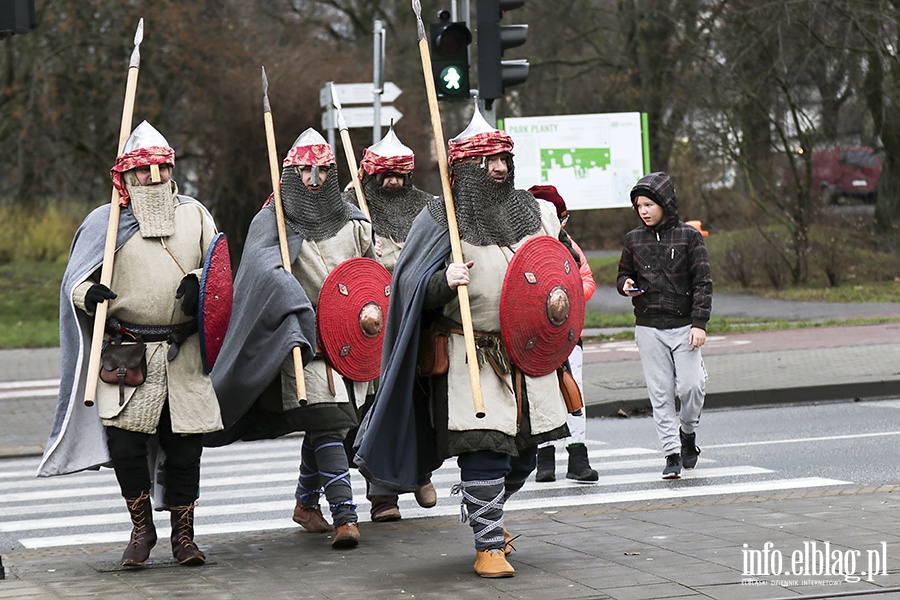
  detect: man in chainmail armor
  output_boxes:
[210,128,374,550]
[39,121,223,567]
[342,125,434,272]
[341,127,438,523]
[355,109,570,578]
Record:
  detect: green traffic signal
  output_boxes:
[441,66,464,92]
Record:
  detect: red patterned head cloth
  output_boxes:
[448,107,514,165]
[528,184,568,219]
[110,121,176,207]
[360,126,415,175]
[283,127,336,168]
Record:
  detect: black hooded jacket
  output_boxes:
[616,172,712,330]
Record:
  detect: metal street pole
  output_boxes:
[373,19,385,144]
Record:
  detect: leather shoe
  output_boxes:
[370,495,402,522]
[292,503,332,533]
[474,549,515,578]
[331,523,360,549]
[414,481,437,508]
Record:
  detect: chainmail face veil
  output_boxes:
[427,158,541,247]
[124,170,178,238]
[279,165,351,241]
[358,172,431,242]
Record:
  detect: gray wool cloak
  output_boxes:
[354,209,450,492]
[206,204,369,446]
[37,197,208,477]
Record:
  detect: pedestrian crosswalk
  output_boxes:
[0,437,851,551]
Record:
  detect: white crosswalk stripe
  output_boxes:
[0,437,851,550]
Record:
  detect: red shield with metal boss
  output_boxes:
[198,232,234,373]
[500,235,585,377]
[317,257,391,382]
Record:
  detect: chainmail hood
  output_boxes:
[428,158,541,246]
[343,173,431,242]
[123,170,178,238]
[280,165,351,241]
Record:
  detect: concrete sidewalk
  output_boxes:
[3,484,900,599]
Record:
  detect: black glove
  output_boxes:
[558,229,582,267]
[176,275,200,317]
[84,283,116,314]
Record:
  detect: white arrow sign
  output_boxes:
[319,82,402,107]
[322,106,404,130]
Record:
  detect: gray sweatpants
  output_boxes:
[634,325,707,456]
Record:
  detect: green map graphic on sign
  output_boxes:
[540,148,611,181]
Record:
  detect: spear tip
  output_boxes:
[330,81,342,110]
[134,18,144,46]
[262,66,268,94]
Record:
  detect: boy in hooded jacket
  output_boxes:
[616,172,712,479]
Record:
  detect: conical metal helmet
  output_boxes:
[291,127,328,150]
[451,106,497,143]
[283,127,336,167]
[122,120,170,153]
[368,125,413,158]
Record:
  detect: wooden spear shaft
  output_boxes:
[262,67,308,402]
[84,19,144,407]
[411,0,485,418]
[330,83,371,220]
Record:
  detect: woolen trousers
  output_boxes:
[634,324,707,456]
[105,404,203,506]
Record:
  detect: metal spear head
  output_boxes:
[129,18,144,69]
[411,0,425,40]
[330,81,343,111]
[262,66,271,113]
[330,82,349,130]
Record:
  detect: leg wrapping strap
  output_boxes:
[451,477,506,549]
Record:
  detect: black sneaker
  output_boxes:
[662,453,682,479]
[680,429,701,469]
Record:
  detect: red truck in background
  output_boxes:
[810,146,880,204]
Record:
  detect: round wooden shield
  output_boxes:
[500,235,585,377]
[317,257,391,382]
[198,232,233,373]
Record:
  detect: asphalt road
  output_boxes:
[586,398,900,486]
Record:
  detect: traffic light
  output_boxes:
[476,0,529,103]
[0,0,36,38]
[430,10,472,100]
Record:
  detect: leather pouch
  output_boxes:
[417,329,449,376]
[557,365,583,413]
[100,338,147,405]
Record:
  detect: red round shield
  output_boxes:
[500,236,585,377]
[199,232,234,373]
[317,257,391,382]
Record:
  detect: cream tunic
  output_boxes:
[73,201,222,434]
[443,200,568,436]
[378,235,403,273]
[280,219,374,410]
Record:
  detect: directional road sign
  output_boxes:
[321,105,404,130]
[319,82,402,107]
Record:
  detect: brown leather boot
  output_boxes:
[170,504,205,566]
[369,495,401,522]
[414,481,438,508]
[331,522,360,549]
[292,503,332,533]
[121,492,157,566]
